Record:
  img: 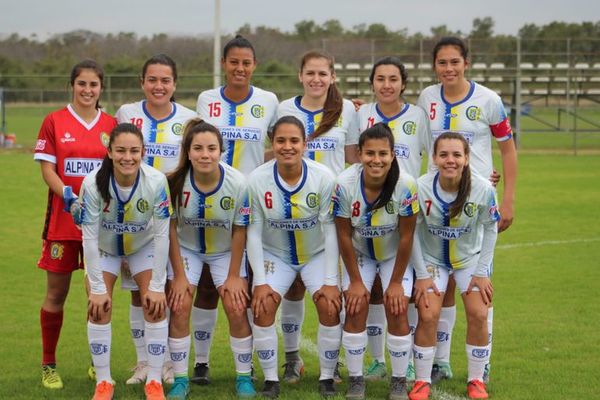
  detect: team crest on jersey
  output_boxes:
[466,106,481,121]
[385,202,395,214]
[220,196,234,210]
[100,132,110,148]
[172,123,183,135]
[250,104,265,118]
[463,202,477,217]
[50,242,64,260]
[306,192,319,208]
[402,121,417,135]
[136,199,150,213]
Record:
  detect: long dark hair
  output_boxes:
[369,56,408,96]
[223,34,256,60]
[70,59,104,109]
[268,115,306,142]
[300,50,343,139]
[141,54,178,102]
[432,36,469,64]
[433,131,472,219]
[95,123,145,203]
[358,123,399,212]
[168,118,223,207]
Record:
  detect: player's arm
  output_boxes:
[496,138,517,232]
[40,160,65,197]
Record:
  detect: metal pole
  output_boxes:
[213,0,221,88]
[0,87,5,133]
[515,37,521,149]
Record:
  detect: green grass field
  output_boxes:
[0,104,599,399]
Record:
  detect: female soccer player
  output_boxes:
[193,35,279,384]
[333,123,421,400]
[417,37,517,384]
[409,132,499,400]
[34,59,116,390]
[246,116,342,398]
[115,54,197,385]
[276,50,359,382]
[79,123,172,400]
[165,119,255,398]
[357,56,431,381]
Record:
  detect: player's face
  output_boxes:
[372,64,405,105]
[299,57,335,101]
[72,69,102,110]
[434,45,468,87]
[188,132,222,175]
[109,133,144,183]
[222,47,256,88]
[142,64,176,108]
[433,138,469,181]
[359,138,394,181]
[272,123,306,168]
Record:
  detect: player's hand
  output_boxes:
[251,284,279,319]
[314,285,342,317]
[63,185,82,225]
[350,98,366,111]
[467,276,493,305]
[167,274,191,313]
[384,281,408,316]
[88,293,111,321]
[498,202,514,233]
[220,275,250,312]
[143,290,167,320]
[489,169,501,187]
[413,277,440,309]
[345,280,369,317]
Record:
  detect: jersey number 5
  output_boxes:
[429,103,437,120]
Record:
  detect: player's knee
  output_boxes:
[417,307,440,327]
[45,288,69,307]
[466,307,488,329]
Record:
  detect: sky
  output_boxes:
[1,0,599,39]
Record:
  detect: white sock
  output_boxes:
[408,303,418,336]
[145,319,168,383]
[466,343,491,382]
[413,344,435,383]
[88,321,112,383]
[366,304,386,363]
[230,335,253,374]
[130,305,147,363]
[434,305,456,363]
[168,335,190,377]
[246,308,255,332]
[192,307,217,365]
[387,332,412,378]
[342,330,367,377]
[281,299,304,353]
[318,324,341,380]
[487,306,493,350]
[254,324,278,381]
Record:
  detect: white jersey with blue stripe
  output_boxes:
[277,97,359,175]
[115,101,197,174]
[248,158,335,266]
[197,86,279,176]
[175,162,250,255]
[332,163,419,262]
[416,171,500,270]
[79,163,173,256]
[357,102,430,179]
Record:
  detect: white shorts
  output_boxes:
[257,250,329,297]
[99,241,156,291]
[426,262,491,294]
[341,252,413,298]
[167,247,248,289]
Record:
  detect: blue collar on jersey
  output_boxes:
[375,102,409,122]
[189,164,225,197]
[273,159,307,195]
[432,172,455,207]
[142,100,177,123]
[111,169,141,205]
[439,81,476,107]
[220,86,254,106]
[294,96,323,116]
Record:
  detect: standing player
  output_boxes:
[34,60,116,389]
[409,132,499,400]
[194,34,278,384]
[79,123,172,400]
[276,50,359,383]
[247,116,342,398]
[357,57,431,381]
[165,119,255,399]
[417,36,517,383]
[115,54,197,385]
[333,123,421,400]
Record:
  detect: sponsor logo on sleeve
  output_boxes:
[35,139,46,151]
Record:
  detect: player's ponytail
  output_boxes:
[141,54,178,102]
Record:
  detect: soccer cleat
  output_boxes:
[282,359,304,384]
[260,380,280,399]
[92,381,114,400]
[319,378,337,397]
[408,381,431,400]
[364,359,387,381]
[333,361,343,384]
[430,362,453,384]
[406,360,415,383]
[162,360,175,385]
[145,380,166,400]
[388,376,408,400]
[345,376,366,400]
[126,361,148,384]
[235,375,257,398]
[467,380,488,399]
[190,362,210,385]
[42,365,64,389]
[167,376,190,400]
[88,364,96,381]
[482,363,490,384]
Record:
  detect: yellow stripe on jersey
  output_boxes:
[232,104,246,169]
[371,208,387,261]
[448,215,460,267]
[449,106,460,131]
[204,196,216,254]
[123,203,135,254]
[290,192,309,265]
[153,121,167,171]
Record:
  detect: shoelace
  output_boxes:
[366,360,383,374]
[43,368,61,384]
[96,382,113,394]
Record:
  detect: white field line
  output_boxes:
[496,237,600,250]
